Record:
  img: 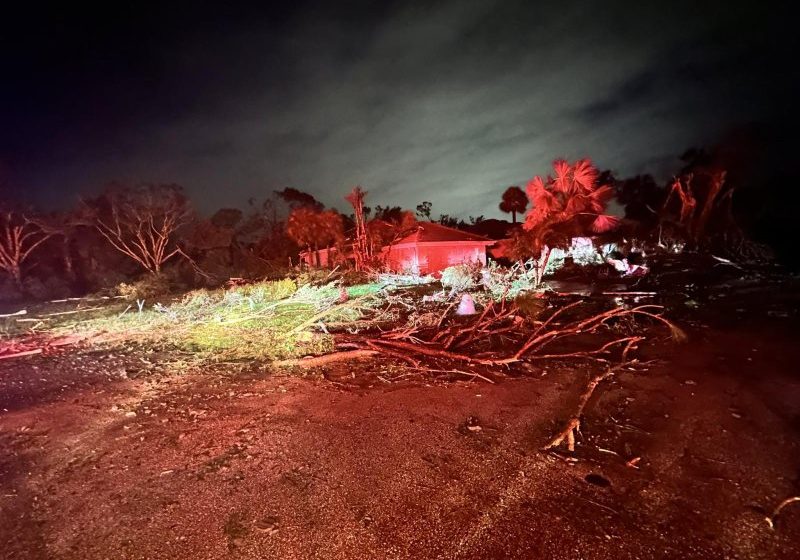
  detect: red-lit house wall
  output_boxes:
[385,245,419,273]
[299,247,334,267]
[385,242,489,274]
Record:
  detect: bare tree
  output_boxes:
[663,170,729,243]
[345,186,369,270]
[85,184,192,275]
[0,209,52,288]
[30,209,92,283]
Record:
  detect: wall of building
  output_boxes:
[384,245,419,274]
[385,243,487,274]
[421,244,486,273]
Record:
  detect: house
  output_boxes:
[298,245,344,268]
[299,222,495,274]
[381,222,495,275]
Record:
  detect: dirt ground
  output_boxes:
[2,272,800,559]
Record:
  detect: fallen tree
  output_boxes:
[323,292,685,451]
[338,298,684,370]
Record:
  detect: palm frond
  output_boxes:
[572,159,598,193]
[552,159,571,193]
[564,194,590,216]
[525,175,546,201]
[590,214,620,233]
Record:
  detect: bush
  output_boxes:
[116,274,173,300]
[480,259,541,300]
[441,263,481,293]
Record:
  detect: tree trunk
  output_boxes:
[535,246,552,287]
[10,264,22,290]
[62,236,76,282]
[512,210,517,224]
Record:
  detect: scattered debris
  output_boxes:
[585,473,611,487]
[254,515,280,536]
[544,364,624,452]
[0,309,26,318]
[765,496,800,530]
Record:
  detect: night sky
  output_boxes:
[1,1,795,218]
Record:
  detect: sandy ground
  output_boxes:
[2,282,800,559]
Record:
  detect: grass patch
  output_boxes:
[184,303,334,360]
[20,278,391,361]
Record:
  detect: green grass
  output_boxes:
[1,278,395,361]
[184,302,334,360]
[17,278,393,361]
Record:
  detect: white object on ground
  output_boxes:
[456,293,476,315]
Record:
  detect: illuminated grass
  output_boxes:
[183,303,334,360]
[26,279,388,361]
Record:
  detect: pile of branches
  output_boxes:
[278,291,685,372]
[279,294,686,451]
[346,297,684,368]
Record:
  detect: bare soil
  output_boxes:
[2,270,800,559]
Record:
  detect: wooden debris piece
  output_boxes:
[274,349,378,368]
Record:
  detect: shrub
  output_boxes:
[115,274,173,300]
[480,260,542,300]
[440,263,481,293]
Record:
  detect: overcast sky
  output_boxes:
[1,1,794,218]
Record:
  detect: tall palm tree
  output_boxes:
[499,186,528,224]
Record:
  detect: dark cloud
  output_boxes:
[1,1,795,217]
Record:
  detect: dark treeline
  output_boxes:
[0,130,788,302]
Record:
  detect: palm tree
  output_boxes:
[499,186,528,224]
[522,158,618,283]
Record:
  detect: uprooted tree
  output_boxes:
[0,208,52,288]
[84,184,192,275]
[516,158,618,284]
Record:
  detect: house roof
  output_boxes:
[392,222,493,245]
